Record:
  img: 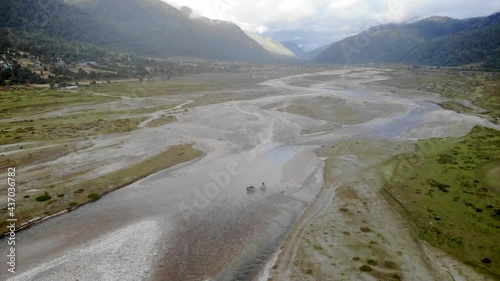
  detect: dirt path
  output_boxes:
[274,170,352,280]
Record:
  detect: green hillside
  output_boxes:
[245,33,298,60]
[402,13,500,68]
[314,13,500,69]
[0,0,272,61]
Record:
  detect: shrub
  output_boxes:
[481,258,492,264]
[360,227,372,233]
[359,265,372,272]
[74,188,85,194]
[384,261,398,269]
[69,202,78,207]
[35,192,52,202]
[87,193,101,201]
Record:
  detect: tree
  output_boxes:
[0,28,10,53]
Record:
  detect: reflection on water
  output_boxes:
[149,145,323,281]
[266,146,302,164]
[369,106,433,138]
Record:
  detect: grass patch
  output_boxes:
[0,79,220,145]
[0,88,148,145]
[359,265,373,272]
[0,87,113,120]
[94,80,221,98]
[87,193,101,201]
[440,101,474,114]
[312,244,323,251]
[0,113,147,145]
[35,192,52,202]
[360,227,372,233]
[384,260,398,269]
[382,126,500,278]
[375,68,500,124]
[146,115,176,127]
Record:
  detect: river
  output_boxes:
[1,70,497,281]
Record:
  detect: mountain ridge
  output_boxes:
[245,33,298,60]
[0,0,273,62]
[281,41,308,59]
[314,12,500,69]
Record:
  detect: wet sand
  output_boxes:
[1,68,498,281]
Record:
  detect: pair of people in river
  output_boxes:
[247,182,267,192]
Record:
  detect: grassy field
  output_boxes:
[0,78,220,146]
[0,87,126,145]
[94,80,222,98]
[381,126,500,278]
[0,87,112,118]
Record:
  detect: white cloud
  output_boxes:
[163,0,500,49]
[256,25,269,33]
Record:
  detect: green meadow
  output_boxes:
[382,126,500,278]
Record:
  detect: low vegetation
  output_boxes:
[0,144,203,234]
[382,126,500,278]
[0,77,217,235]
[35,192,51,202]
[375,67,500,124]
[146,115,176,127]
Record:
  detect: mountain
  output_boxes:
[245,33,298,60]
[314,13,500,68]
[307,43,332,59]
[0,0,273,62]
[402,13,500,67]
[281,41,308,59]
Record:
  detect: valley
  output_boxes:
[0,67,498,281]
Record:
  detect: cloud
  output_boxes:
[163,0,500,50]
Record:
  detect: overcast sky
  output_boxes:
[163,0,500,50]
